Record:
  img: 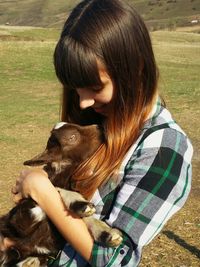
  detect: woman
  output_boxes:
[12,0,193,266]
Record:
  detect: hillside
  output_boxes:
[0,0,200,29]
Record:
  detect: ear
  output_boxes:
[24,149,51,166]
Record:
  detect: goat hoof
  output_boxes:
[69,201,96,217]
[99,228,123,247]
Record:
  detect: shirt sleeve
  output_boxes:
[89,128,193,266]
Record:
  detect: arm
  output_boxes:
[13,128,193,266]
[46,128,193,267]
[89,128,193,266]
[12,169,94,261]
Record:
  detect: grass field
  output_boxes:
[0,26,200,266]
[0,0,199,28]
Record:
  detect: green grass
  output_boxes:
[153,31,200,110]
[0,28,61,213]
[0,0,80,27]
[0,26,199,266]
[0,0,199,28]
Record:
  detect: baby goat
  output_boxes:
[0,122,122,266]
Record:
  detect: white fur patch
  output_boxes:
[31,206,46,222]
[16,261,24,267]
[54,122,67,129]
[16,257,40,267]
[34,245,51,254]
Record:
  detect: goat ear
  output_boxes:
[23,149,51,166]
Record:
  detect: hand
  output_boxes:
[12,168,49,203]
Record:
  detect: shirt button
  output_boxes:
[120,249,125,255]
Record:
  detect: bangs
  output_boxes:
[54,37,103,89]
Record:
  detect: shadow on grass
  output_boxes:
[163,230,200,259]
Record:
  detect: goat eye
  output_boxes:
[68,134,77,143]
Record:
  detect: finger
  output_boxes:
[13,169,30,192]
[20,168,31,178]
[11,186,18,195]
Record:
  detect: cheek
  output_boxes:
[97,94,112,104]
[97,85,114,104]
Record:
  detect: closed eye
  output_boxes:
[77,85,103,92]
[91,85,103,92]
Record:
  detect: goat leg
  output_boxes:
[56,187,96,217]
[83,217,123,247]
[56,188,123,247]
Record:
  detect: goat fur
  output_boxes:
[0,123,122,267]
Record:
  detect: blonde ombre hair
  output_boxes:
[54,0,159,199]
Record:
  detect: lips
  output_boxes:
[93,105,107,115]
[94,107,103,113]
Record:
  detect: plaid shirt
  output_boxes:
[48,100,193,267]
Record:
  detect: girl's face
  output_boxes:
[76,67,114,116]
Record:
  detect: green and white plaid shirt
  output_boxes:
[48,100,193,267]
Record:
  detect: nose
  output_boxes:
[77,89,95,109]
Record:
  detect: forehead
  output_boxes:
[97,60,110,77]
[97,60,114,86]
[99,70,111,83]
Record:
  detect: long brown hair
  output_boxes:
[54,0,159,199]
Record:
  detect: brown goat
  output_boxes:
[0,122,122,267]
